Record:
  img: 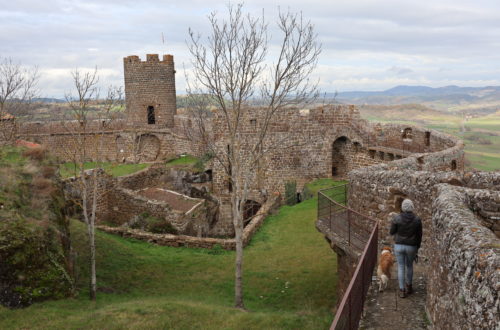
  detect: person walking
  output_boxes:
[390,199,422,298]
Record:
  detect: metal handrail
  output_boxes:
[317,184,379,330]
[330,222,378,329]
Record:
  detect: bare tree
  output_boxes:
[0,57,39,143]
[186,3,321,309]
[62,68,123,300]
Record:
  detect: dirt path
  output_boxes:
[359,263,430,330]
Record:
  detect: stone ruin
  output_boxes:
[4,53,498,326]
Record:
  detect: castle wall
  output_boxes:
[347,130,464,248]
[427,184,499,329]
[18,122,204,163]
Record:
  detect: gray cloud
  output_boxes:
[1,0,500,96]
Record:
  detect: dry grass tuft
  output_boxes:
[31,176,55,196]
[41,166,56,178]
[23,147,48,161]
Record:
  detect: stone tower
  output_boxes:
[123,54,176,128]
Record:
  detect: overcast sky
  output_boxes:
[1,0,500,97]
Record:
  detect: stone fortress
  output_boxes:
[14,54,499,329]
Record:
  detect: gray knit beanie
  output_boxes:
[401,199,414,212]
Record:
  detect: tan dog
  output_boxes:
[377,246,395,292]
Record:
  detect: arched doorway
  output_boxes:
[332,136,352,178]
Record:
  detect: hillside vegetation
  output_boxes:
[0,147,73,307]
[0,177,342,329]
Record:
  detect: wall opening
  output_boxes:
[353,142,361,153]
[425,131,431,146]
[451,160,457,170]
[402,127,413,140]
[331,136,351,178]
[147,106,156,125]
[250,119,257,129]
[391,192,408,212]
[243,200,261,225]
[369,150,376,159]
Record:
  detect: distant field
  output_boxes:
[360,106,500,171]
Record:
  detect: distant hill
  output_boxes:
[328,85,500,112]
[33,97,65,103]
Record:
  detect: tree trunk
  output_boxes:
[88,225,96,301]
[233,198,244,309]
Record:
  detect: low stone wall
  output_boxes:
[427,184,500,329]
[97,196,280,249]
[117,165,169,190]
[64,167,214,237]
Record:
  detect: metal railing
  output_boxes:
[318,185,372,252]
[330,222,378,330]
[317,185,379,330]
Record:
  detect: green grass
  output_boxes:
[59,162,150,178]
[165,155,199,167]
[0,179,340,329]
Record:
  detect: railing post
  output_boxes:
[344,184,347,205]
[348,210,351,246]
[329,195,332,232]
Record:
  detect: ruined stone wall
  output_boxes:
[427,184,499,329]
[347,134,464,250]
[96,195,279,249]
[63,167,214,236]
[18,117,206,163]
[63,168,114,221]
[212,105,377,197]
[369,123,454,154]
[124,54,176,128]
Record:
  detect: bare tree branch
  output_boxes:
[185,3,321,309]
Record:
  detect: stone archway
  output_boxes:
[136,134,161,162]
[332,136,352,178]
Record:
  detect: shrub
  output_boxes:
[147,216,178,234]
[0,219,73,308]
[302,185,314,201]
[285,181,297,206]
[128,212,178,235]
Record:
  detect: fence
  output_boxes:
[317,185,379,330]
[317,185,372,252]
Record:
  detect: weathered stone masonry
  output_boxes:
[341,126,499,328]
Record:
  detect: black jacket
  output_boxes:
[390,212,422,248]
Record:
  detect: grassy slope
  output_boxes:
[0,179,341,329]
[60,162,150,178]
[165,155,199,167]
